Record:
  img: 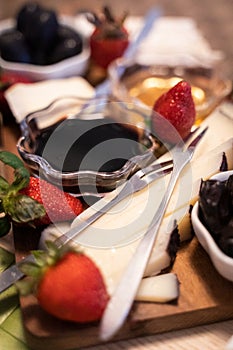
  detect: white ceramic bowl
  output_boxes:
[0,17,90,81]
[191,170,233,282]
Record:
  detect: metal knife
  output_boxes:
[0,160,172,293]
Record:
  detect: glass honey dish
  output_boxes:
[109,59,232,125]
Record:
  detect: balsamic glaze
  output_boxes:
[35,117,144,173]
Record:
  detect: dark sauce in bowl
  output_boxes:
[35,116,145,173]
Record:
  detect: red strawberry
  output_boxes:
[0,151,83,235]
[17,242,109,323]
[20,177,83,225]
[88,6,129,69]
[151,80,196,144]
[0,71,31,86]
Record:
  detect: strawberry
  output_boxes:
[17,242,109,323]
[0,151,83,235]
[151,80,196,144]
[87,6,129,69]
[20,177,83,225]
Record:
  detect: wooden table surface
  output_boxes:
[0,1,233,349]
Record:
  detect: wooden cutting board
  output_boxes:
[13,106,233,349]
[13,227,233,350]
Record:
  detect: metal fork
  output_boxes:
[0,157,173,293]
[100,126,208,341]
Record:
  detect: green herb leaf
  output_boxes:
[0,151,30,193]
[4,194,46,223]
[0,151,25,169]
[9,167,30,193]
[0,176,9,194]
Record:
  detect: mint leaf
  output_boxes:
[0,151,30,193]
[4,194,46,223]
[0,176,9,195]
[0,151,25,170]
[9,167,30,193]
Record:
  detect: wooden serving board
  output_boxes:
[13,106,233,349]
[13,228,233,350]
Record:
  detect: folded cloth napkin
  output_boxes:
[5,76,95,124]
[131,16,223,67]
[76,15,223,67]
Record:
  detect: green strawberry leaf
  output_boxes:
[15,278,36,296]
[32,250,50,267]
[16,260,44,295]
[18,261,42,277]
[4,194,46,223]
[0,212,11,236]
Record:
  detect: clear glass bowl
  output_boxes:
[17,97,163,196]
[109,58,232,124]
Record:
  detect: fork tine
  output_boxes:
[139,127,205,178]
[187,126,208,150]
[140,159,173,177]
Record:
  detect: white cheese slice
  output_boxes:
[135,273,179,302]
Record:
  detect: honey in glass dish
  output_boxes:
[111,62,232,126]
[129,76,208,124]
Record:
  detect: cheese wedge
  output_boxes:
[135,273,179,302]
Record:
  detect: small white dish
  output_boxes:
[191,170,233,282]
[0,16,90,81]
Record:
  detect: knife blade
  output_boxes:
[0,160,172,293]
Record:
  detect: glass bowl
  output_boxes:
[191,170,233,282]
[17,97,163,197]
[109,58,232,124]
[0,17,90,81]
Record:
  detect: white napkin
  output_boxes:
[5,77,95,124]
[76,15,223,67]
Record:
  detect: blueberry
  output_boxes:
[17,2,59,52]
[0,29,31,63]
[218,231,233,258]
[47,25,83,65]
